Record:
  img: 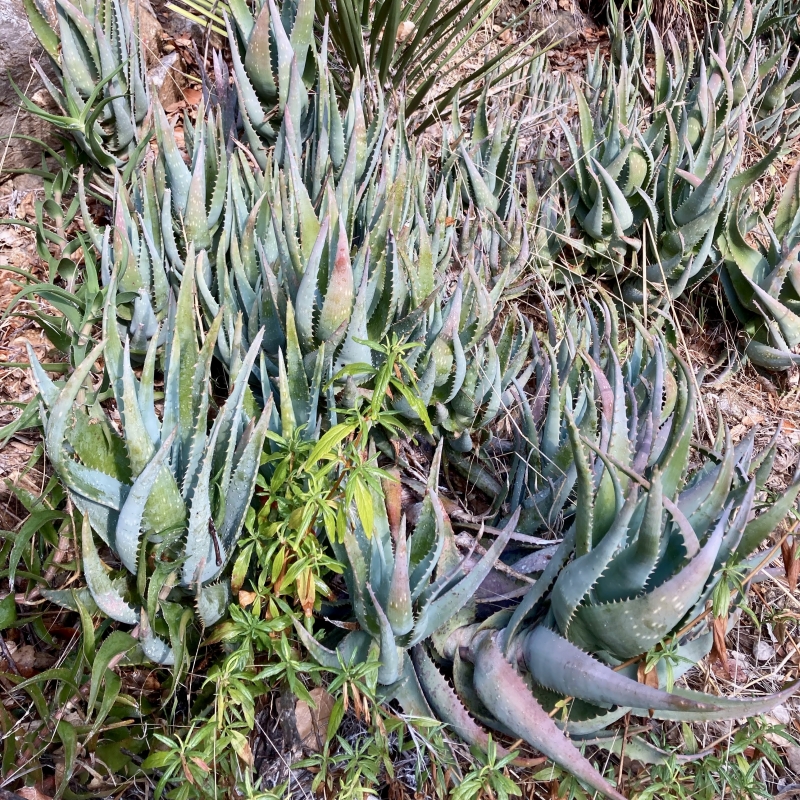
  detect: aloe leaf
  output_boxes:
[471,631,626,800]
[658,352,695,496]
[317,219,354,342]
[734,476,800,560]
[82,515,138,625]
[295,216,329,352]
[273,351,295,441]
[139,609,175,665]
[366,584,400,684]
[413,644,500,750]
[458,144,499,213]
[218,397,272,555]
[119,338,156,477]
[226,13,269,131]
[182,312,224,501]
[289,0,314,77]
[180,419,223,588]
[116,429,178,575]
[267,0,293,110]
[523,626,719,713]
[283,299,310,421]
[154,98,191,212]
[686,429,735,533]
[183,131,210,250]
[386,516,413,636]
[26,342,59,407]
[644,680,799,722]
[25,0,59,57]
[569,515,724,659]
[42,340,127,512]
[411,509,517,645]
[243,0,277,102]
[196,582,230,627]
[551,489,637,638]
[335,265,373,377]
[292,620,372,670]
[597,470,663,602]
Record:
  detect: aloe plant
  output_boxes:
[294,307,797,800]
[713,0,800,141]
[27,260,270,663]
[87,51,532,445]
[720,162,800,369]
[545,0,800,306]
[22,0,151,168]
[560,33,739,301]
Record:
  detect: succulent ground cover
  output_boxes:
[0,0,800,798]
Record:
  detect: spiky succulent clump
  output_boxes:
[23,0,150,167]
[223,0,316,149]
[28,262,269,663]
[296,304,798,799]
[560,31,741,301]
[715,0,800,142]
[546,0,796,304]
[720,162,800,369]
[88,46,533,444]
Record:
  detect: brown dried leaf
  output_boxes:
[710,616,730,678]
[181,756,195,785]
[782,537,798,593]
[18,787,53,800]
[382,468,402,539]
[190,756,211,773]
[238,590,257,608]
[637,661,660,690]
[295,688,335,751]
[396,21,415,42]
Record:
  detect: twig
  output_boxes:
[454,533,535,584]
[454,520,561,546]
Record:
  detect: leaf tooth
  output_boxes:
[412,643,502,751]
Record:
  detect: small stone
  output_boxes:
[786,744,800,774]
[148,51,187,109]
[753,640,776,662]
[769,704,791,725]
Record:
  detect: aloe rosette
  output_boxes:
[720,162,800,369]
[87,46,533,444]
[294,305,798,799]
[23,0,151,168]
[28,260,270,663]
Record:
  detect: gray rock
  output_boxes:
[148,50,187,109]
[133,0,165,69]
[529,8,597,49]
[0,0,59,172]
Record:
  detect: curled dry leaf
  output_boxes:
[710,616,730,678]
[238,590,257,608]
[782,537,798,592]
[753,640,776,662]
[295,687,336,751]
[636,661,660,690]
